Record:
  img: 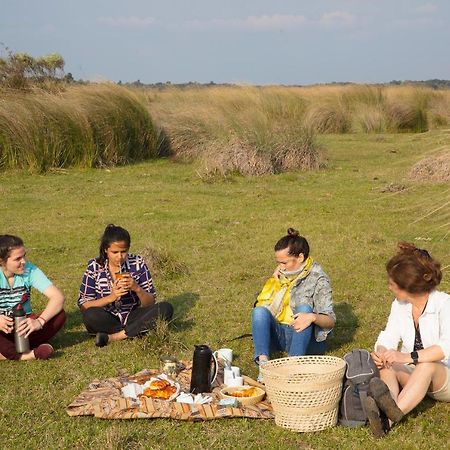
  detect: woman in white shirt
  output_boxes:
[366,243,450,437]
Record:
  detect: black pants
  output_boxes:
[82,302,173,338]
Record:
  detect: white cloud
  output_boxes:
[97,16,155,29]
[414,3,438,14]
[243,14,307,31]
[319,11,355,26]
[186,14,307,31]
[185,12,355,32]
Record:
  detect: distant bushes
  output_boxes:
[300,85,433,134]
[0,84,162,171]
[145,84,450,177]
[2,81,449,176]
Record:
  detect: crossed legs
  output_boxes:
[380,362,449,414]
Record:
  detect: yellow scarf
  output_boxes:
[255,257,314,325]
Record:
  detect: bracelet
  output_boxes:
[37,316,47,328]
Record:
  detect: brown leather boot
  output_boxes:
[369,377,404,423]
[361,395,386,438]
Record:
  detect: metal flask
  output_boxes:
[189,344,218,394]
[13,304,30,353]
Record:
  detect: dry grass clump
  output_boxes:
[304,100,351,133]
[302,85,431,134]
[428,93,450,127]
[0,84,161,171]
[148,86,322,177]
[409,149,450,183]
[352,105,386,133]
[385,102,428,132]
[199,127,323,178]
[139,245,189,279]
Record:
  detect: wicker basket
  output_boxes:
[261,355,346,432]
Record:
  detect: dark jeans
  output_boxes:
[0,310,66,360]
[81,302,174,338]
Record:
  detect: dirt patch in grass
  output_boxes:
[409,149,450,183]
[380,183,408,193]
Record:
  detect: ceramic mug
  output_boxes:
[230,366,240,377]
[227,376,244,387]
[213,348,233,368]
[223,368,234,385]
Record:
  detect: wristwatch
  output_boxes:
[410,351,419,365]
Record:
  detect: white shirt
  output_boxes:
[375,290,450,368]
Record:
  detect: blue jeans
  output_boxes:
[251,304,326,360]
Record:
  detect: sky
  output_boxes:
[1,0,450,85]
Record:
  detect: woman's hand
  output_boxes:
[112,280,128,300]
[371,351,385,369]
[117,273,139,292]
[382,349,411,366]
[17,317,43,338]
[272,265,282,279]
[0,315,14,334]
[291,313,316,332]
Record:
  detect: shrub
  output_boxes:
[0,84,161,171]
[148,86,322,177]
[304,100,351,133]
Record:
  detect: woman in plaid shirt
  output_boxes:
[78,224,173,347]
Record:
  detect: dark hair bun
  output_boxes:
[287,228,299,237]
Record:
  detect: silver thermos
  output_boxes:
[13,304,30,353]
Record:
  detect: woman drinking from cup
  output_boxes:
[252,228,335,381]
[78,224,173,347]
[364,243,450,437]
[0,235,65,361]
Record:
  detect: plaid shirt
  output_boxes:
[78,254,156,325]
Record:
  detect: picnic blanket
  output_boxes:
[67,362,274,421]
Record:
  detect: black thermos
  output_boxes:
[190,345,215,393]
[13,304,30,353]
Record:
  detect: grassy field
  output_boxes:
[0,128,449,449]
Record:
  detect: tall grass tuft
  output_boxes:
[0,84,162,172]
[147,86,323,177]
[304,100,351,133]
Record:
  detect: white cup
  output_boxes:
[230,366,240,377]
[223,368,234,385]
[214,348,233,368]
[227,376,244,387]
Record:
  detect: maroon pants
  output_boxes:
[0,310,66,360]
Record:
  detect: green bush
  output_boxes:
[0,84,162,172]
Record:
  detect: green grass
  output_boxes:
[0,130,449,449]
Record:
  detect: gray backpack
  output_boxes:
[339,349,380,427]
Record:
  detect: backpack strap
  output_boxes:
[359,389,369,417]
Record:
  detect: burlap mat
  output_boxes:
[67,362,274,421]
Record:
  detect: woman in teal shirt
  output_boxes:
[0,235,65,360]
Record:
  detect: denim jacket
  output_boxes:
[289,261,335,342]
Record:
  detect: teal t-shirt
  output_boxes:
[0,261,52,314]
